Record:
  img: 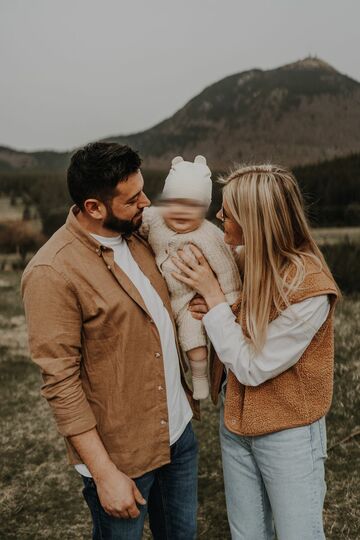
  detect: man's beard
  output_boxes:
[103,203,143,236]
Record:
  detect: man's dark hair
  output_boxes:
[67,142,142,209]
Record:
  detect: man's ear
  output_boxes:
[83,199,107,221]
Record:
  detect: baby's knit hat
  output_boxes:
[161,155,212,207]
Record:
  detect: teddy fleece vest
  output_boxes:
[210,256,339,436]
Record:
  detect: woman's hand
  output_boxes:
[188,296,209,321]
[171,244,226,309]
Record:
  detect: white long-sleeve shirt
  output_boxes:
[203,295,330,387]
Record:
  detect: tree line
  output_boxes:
[0,152,359,239]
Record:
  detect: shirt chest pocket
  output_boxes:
[81,285,136,340]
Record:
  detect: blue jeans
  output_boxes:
[81,422,198,540]
[220,401,327,540]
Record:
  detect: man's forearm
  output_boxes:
[69,428,146,518]
[69,428,117,481]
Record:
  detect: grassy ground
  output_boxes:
[312,227,360,246]
[0,197,25,221]
[0,196,40,226]
[0,271,359,539]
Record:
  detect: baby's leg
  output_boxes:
[187,346,209,400]
[176,306,209,400]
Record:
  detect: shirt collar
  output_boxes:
[65,205,132,256]
[90,232,123,246]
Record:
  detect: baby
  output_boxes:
[140,155,241,399]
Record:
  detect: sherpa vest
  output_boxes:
[210,256,339,436]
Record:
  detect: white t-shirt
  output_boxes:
[75,233,192,478]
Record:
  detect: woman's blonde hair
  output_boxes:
[221,164,339,351]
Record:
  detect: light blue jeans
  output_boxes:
[220,398,327,540]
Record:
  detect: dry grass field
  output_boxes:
[312,227,360,246]
[0,271,359,539]
[0,196,41,230]
[0,197,25,221]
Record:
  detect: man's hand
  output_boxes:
[95,465,146,519]
[188,296,209,321]
[68,428,146,519]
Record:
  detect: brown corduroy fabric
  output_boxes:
[210,256,339,436]
[22,206,199,478]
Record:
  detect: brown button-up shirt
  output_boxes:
[21,206,199,478]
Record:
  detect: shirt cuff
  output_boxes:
[203,302,236,330]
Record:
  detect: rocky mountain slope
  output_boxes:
[107,57,360,169]
[2,57,360,170]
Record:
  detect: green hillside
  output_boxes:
[0,152,359,235]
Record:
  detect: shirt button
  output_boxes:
[107,265,111,270]
[149,319,154,324]
[158,385,163,391]
[160,420,167,425]
[155,352,161,358]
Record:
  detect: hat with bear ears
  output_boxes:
[161,155,212,207]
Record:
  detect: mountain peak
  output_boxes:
[112,54,360,169]
[3,57,359,171]
[281,56,337,72]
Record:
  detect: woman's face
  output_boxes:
[216,199,244,246]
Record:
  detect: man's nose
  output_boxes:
[138,192,151,207]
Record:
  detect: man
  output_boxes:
[21,142,200,540]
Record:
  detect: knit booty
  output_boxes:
[189,359,209,400]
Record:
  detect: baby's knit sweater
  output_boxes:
[140,207,241,318]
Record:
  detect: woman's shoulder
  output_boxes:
[290,253,338,303]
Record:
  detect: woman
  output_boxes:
[172,164,339,540]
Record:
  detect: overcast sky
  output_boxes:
[1,0,359,152]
